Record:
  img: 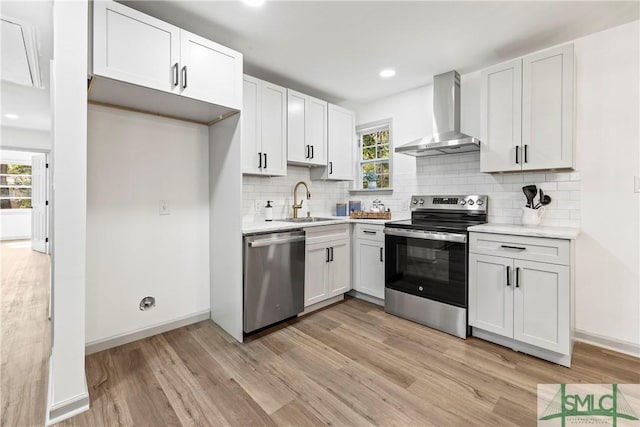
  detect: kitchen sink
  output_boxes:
[278,217,336,223]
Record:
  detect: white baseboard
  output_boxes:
[85,310,211,355]
[299,295,344,316]
[45,356,90,426]
[574,329,640,358]
[347,290,384,306]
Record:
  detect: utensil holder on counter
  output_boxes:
[336,203,347,216]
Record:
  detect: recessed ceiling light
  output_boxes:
[379,69,396,78]
[4,113,20,120]
[243,0,265,7]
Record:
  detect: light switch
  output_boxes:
[159,200,170,215]
[635,176,640,193]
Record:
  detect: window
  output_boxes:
[358,119,392,190]
[0,163,32,209]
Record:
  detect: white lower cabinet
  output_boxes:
[304,225,351,307]
[352,224,385,300]
[469,232,573,366]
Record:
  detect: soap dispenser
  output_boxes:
[265,200,273,221]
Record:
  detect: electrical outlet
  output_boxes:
[159,200,170,215]
[255,200,264,213]
[401,200,409,211]
[635,176,640,193]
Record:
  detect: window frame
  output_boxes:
[356,118,393,191]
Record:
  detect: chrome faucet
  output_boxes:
[292,181,311,219]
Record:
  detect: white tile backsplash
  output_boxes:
[242,166,351,222]
[242,152,581,227]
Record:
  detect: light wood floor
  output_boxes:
[1,240,50,427]
[62,297,639,427]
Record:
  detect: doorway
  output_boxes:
[0,149,49,252]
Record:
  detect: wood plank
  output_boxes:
[108,342,182,426]
[50,296,640,427]
[1,241,50,427]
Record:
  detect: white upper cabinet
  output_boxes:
[287,89,327,166]
[480,59,522,173]
[91,0,242,122]
[242,75,287,176]
[93,0,180,94]
[311,104,355,181]
[521,44,574,170]
[480,44,574,173]
[179,30,242,109]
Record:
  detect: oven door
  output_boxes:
[384,228,467,308]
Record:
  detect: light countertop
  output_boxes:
[467,223,580,240]
[242,214,410,235]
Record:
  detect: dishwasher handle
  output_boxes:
[248,235,305,248]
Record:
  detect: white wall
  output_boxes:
[573,21,639,350]
[48,0,88,423]
[1,126,51,151]
[86,105,210,344]
[0,210,31,240]
[342,21,640,351]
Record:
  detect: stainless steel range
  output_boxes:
[384,195,488,338]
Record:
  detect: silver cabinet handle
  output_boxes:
[258,152,262,169]
[173,63,179,87]
[248,236,305,248]
[182,65,187,89]
[515,267,520,287]
[506,266,511,286]
[363,230,377,235]
[380,247,383,262]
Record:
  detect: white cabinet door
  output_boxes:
[305,242,329,307]
[180,30,242,110]
[287,89,308,163]
[480,58,522,173]
[260,81,287,176]
[522,44,574,170]
[354,240,384,299]
[513,260,570,354]
[328,239,350,297]
[242,75,261,174]
[93,0,180,94]
[469,253,514,338]
[307,96,327,166]
[306,97,327,166]
[327,104,355,180]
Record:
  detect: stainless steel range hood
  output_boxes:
[396,71,480,157]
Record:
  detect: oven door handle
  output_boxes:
[383,228,467,243]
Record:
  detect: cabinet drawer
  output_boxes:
[469,232,570,266]
[354,224,385,243]
[306,224,350,244]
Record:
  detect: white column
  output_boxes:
[47,0,89,424]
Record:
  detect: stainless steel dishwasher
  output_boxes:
[243,230,305,334]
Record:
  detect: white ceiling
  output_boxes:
[123,1,639,104]
[0,1,52,131]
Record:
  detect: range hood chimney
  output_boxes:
[395,71,480,157]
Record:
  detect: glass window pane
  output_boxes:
[0,188,31,197]
[362,134,376,147]
[377,144,389,159]
[362,147,376,160]
[0,199,31,209]
[2,176,32,186]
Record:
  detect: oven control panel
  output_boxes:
[410,195,488,212]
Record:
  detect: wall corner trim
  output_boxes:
[45,356,89,426]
